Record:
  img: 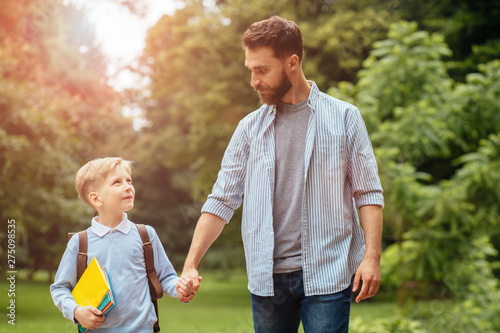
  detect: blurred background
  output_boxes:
[1,0,499,331]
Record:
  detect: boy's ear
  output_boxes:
[89,192,102,208]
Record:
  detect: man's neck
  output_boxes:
[281,75,311,105]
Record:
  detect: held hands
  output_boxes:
[74,306,104,329]
[176,273,203,303]
[352,256,381,303]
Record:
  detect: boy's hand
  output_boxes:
[74,306,104,329]
[176,275,203,303]
[181,267,202,293]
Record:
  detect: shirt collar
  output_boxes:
[306,80,319,109]
[91,213,132,237]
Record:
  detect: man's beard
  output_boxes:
[255,69,293,105]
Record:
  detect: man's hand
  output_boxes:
[352,257,381,303]
[354,205,383,303]
[176,271,203,303]
[74,306,104,329]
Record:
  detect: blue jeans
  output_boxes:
[250,271,352,333]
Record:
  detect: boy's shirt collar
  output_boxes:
[91,213,132,237]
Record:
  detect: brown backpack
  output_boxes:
[69,224,163,332]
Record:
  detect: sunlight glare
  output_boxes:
[70,0,179,90]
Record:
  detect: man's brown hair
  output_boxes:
[242,16,304,62]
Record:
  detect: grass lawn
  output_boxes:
[0,271,397,333]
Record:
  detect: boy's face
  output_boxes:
[93,165,135,214]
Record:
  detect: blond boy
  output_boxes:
[51,157,194,332]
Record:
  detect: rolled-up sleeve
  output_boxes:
[345,108,384,209]
[202,119,250,222]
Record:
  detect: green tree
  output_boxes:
[337,21,500,332]
[0,0,134,280]
[396,0,500,81]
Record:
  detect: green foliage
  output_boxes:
[351,316,427,333]
[445,61,500,153]
[454,133,500,218]
[0,1,135,279]
[329,21,456,175]
[328,19,500,331]
[299,0,396,88]
[396,0,500,81]
[141,0,254,202]
[358,21,452,123]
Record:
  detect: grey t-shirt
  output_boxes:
[273,99,311,273]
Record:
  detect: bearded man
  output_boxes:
[179,16,384,333]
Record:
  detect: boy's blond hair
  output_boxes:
[75,157,132,209]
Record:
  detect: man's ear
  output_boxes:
[89,192,102,208]
[287,54,300,72]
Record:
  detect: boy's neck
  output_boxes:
[96,211,125,229]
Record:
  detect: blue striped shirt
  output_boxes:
[202,81,384,297]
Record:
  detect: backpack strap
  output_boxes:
[68,231,88,333]
[136,224,163,333]
[68,231,88,281]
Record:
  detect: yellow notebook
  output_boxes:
[72,257,112,308]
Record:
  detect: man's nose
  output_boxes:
[251,74,261,88]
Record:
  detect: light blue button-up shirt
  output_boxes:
[202,81,384,297]
[50,214,179,332]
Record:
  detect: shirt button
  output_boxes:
[268,259,273,264]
